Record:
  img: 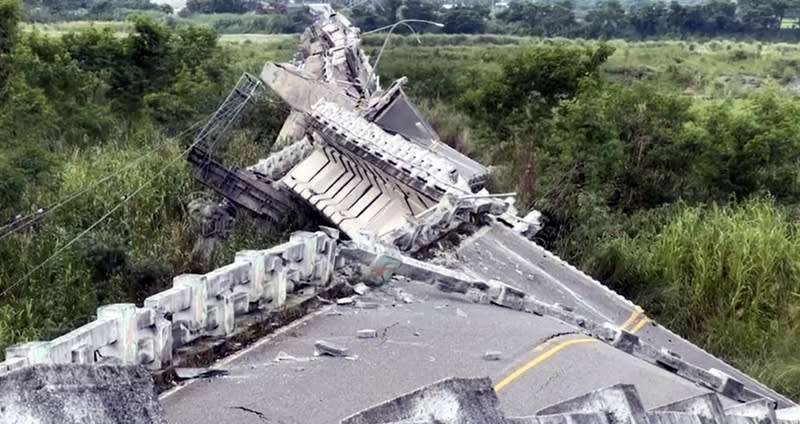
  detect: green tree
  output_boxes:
[0,0,21,94]
[461,43,613,135]
[739,0,787,34]
[583,0,631,38]
[396,0,439,32]
[628,1,668,38]
[442,6,487,34]
[186,0,246,14]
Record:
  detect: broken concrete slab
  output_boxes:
[512,412,613,424]
[484,351,502,361]
[647,412,706,424]
[354,300,379,309]
[314,340,349,357]
[273,351,313,363]
[0,364,167,424]
[340,377,506,424]
[652,393,727,424]
[357,329,378,339]
[535,384,648,424]
[725,399,777,424]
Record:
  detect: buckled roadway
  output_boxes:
[161,276,786,424]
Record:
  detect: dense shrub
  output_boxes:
[0,5,296,353]
[375,38,800,399]
[592,200,800,398]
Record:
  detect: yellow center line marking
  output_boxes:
[630,317,651,334]
[620,306,643,331]
[493,337,598,392]
[494,306,652,393]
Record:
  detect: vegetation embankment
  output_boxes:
[0,0,300,351]
[375,36,800,399]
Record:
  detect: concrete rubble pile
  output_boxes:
[186,3,540,250]
[0,364,167,424]
[344,378,800,424]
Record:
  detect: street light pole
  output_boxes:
[364,19,444,91]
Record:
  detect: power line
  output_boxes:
[0,116,209,243]
[0,98,254,299]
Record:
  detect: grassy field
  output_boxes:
[365,34,800,99]
[24,21,800,99]
[21,20,132,36]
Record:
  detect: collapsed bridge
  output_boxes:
[2,5,799,424]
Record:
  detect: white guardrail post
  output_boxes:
[0,230,338,373]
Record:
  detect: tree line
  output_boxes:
[22,0,173,22]
[19,0,800,41]
[349,0,800,40]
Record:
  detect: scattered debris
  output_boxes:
[274,351,296,362]
[314,340,349,357]
[456,308,468,318]
[352,283,369,296]
[325,308,344,316]
[316,296,334,304]
[413,331,421,337]
[387,286,414,304]
[484,351,502,361]
[466,288,488,304]
[273,351,313,363]
[174,367,229,380]
[357,329,378,339]
[355,300,379,309]
[337,297,355,305]
[555,303,574,313]
[345,355,359,361]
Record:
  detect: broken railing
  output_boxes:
[0,224,774,406]
[1,230,337,373]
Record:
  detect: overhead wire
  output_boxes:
[0,95,255,299]
[0,115,211,243]
[0,74,269,242]
[0,66,268,239]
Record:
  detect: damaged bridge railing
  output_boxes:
[0,225,779,406]
[0,230,337,373]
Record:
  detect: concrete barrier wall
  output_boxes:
[0,230,338,374]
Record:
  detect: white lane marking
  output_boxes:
[457,225,493,250]
[491,242,612,323]
[159,305,332,401]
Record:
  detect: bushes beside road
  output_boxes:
[376,38,800,399]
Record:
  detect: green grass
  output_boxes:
[595,200,800,398]
[21,20,132,37]
[369,35,800,99]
